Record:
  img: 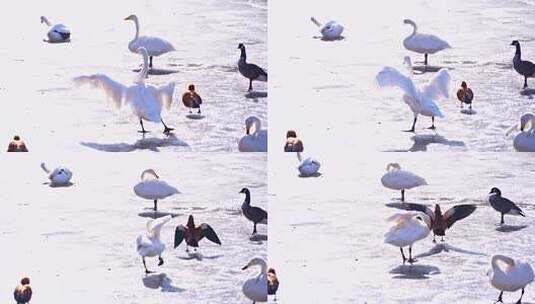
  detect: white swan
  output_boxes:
[136,215,172,274]
[506,113,535,152]
[310,17,344,40]
[403,19,450,66]
[381,163,427,201]
[384,212,430,264]
[242,257,268,303]
[74,47,175,134]
[133,169,179,211]
[124,15,175,69]
[40,16,70,43]
[239,116,267,152]
[376,58,450,132]
[297,152,320,176]
[40,162,72,186]
[488,255,534,304]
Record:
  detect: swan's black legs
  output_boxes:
[400,247,407,264]
[158,256,164,266]
[401,189,405,202]
[142,257,152,274]
[161,119,174,134]
[404,117,417,132]
[408,246,416,264]
[153,200,158,211]
[494,291,503,303]
[149,56,153,69]
[424,54,428,66]
[515,288,525,304]
[138,118,149,133]
[428,117,436,130]
[248,79,253,92]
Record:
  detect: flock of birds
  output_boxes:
[37,14,268,152]
[381,163,532,303]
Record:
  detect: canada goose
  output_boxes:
[238,43,267,92]
[239,188,267,235]
[488,187,525,225]
[511,40,535,89]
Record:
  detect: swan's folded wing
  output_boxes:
[157,82,175,111]
[200,223,222,245]
[376,67,418,98]
[73,74,127,108]
[422,69,451,101]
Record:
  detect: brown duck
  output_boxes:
[268,268,279,300]
[387,202,476,242]
[182,84,203,114]
[14,277,32,304]
[7,136,28,152]
[174,215,221,252]
[456,81,474,110]
[284,130,304,152]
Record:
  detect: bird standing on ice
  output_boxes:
[74,47,176,134]
[136,215,172,274]
[488,187,525,225]
[174,215,221,252]
[511,40,535,89]
[488,254,534,304]
[240,188,267,235]
[310,17,344,40]
[41,16,70,43]
[376,59,450,132]
[381,163,427,201]
[13,277,32,304]
[133,169,179,212]
[402,19,450,67]
[384,212,430,264]
[238,43,267,92]
[125,14,175,69]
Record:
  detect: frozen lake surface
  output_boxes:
[0,152,266,303]
[270,151,535,303]
[0,0,267,153]
[270,0,535,152]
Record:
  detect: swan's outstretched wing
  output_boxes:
[74,74,127,108]
[421,69,450,101]
[157,82,175,111]
[376,67,418,99]
[147,215,172,238]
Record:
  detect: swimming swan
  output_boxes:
[310,17,344,40]
[124,14,175,69]
[403,19,450,66]
[239,116,267,152]
[384,212,430,264]
[40,16,70,43]
[136,215,172,273]
[242,257,268,303]
[40,162,72,186]
[488,254,534,304]
[297,152,320,176]
[381,163,427,201]
[376,59,450,132]
[506,113,535,152]
[74,47,176,134]
[133,169,179,211]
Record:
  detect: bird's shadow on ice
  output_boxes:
[298,172,322,178]
[44,182,74,188]
[177,252,224,261]
[390,264,440,279]
[250,233,268,243]
[520,88,535,98]
[496,224,528,232]
[313,35,345,41]
[185,113,205,120]
[132,68,178,76]
[81,134,189,152]
[410,65,452,74]
[142,273,185,293]
[415,243,487,259]
[388,134,465,152]
[138,211,180,219]
[245,91,268,99]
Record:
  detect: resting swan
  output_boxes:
[125,15,175,69]
[403,19,450,66]
[376,57,450,132]
[74,47,175,134]
[310,17,344,40]
[384,212,430,264]
[297,152,320,176]
[133,169,179,211]
[488,255,534,304]
[381,163,427,201]
[242,257,268,303]
[239,116,267,152]
[40,162,73,186]
[506,113,535,152]
[41,16,70,43]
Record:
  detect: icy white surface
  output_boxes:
[0,152,267,303]
[0,0,266,153]
[270,0,535,152]
[270,150,535,303]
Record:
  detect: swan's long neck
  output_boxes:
[297,152,303,162]
[257,261,268,274]
[492,255,515,272]
[407,21,417,36]
[311,17,322,28]
[132,18,140,40]
[141,169,158,180]
[41,16,52,27]
[139,51,149,79]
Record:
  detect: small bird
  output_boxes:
[238,43,267,92]
[284,130,304,152]
[174,215,221,252]
[40,162,73,186]
[240,188,268,235]
[7,135,28,152]
[456,81,473,110]
[488,255,534,304]
[40,16,70,43]
[511,40,535,89]
[268,268,279,300]
[136,215,172,274]
[133,169,179,212]
[488,187,525,225]
[381,163,427,202]
[384,212,430,264]
[14,277,32,304]
[181,84,202,114]
[386,202,476,242]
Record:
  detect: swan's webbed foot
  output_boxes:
[138,130,150,134]
[158,256,164,266]
[163,127,175,134]
[427,125,436,130]
[493,291,504,304]
[403,128,415,133]
[408,258,417,264]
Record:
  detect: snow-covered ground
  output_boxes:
[0,152,267,303]
[270,151,535,303]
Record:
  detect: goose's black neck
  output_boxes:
[515,44,522,59]
[240,47,247,62]
[242,191,251,206]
